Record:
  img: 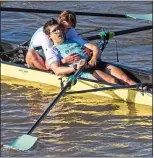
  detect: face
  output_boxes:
[48,24,64,45]
[58,19,73,33]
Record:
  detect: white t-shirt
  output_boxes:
[29,27,87,60]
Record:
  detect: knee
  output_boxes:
[121,75,133,84]
[121,74,129,82]
[26,49,37,61]
[108,77,118,84]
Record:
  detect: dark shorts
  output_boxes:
[96,60,108,70]
[86,60,108,74]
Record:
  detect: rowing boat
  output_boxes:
[1,7,153,151]
[1,41,152,106]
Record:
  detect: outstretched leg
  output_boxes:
[105,65,136,85]
[93,70,119,84]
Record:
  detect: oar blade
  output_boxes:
[6,134,37,151]
[126,14,152,21]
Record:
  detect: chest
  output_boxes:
[56,41,82,57]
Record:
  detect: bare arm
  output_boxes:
[50,61,75,76]
[50,60,87,76]
[84,43,101,67]
[61,53,81,64]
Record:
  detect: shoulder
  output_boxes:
[65,28,88,46]
[65,27,78,39]
[34,27,44,35]
[34,27,52,47]
[44,46,61,62]
[67,27,77,34]
[32,27,46,39]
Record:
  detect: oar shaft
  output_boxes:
[114,25,152,36]
[27,82,68,134]
[79,27,102,35]
[27,67,84,135]
[66,83,144,95]
[1,7,60,14]
[86,25,152,40]
[1,7,126,17]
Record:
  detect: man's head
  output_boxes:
[58,10,76,33]
[43,18,64,45]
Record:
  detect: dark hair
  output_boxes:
[43,18,59,35]
[59,10,76,27]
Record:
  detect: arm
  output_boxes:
[50,61,75,76]
[45,48,76,76]
[50,60,86,76]
[66,28,100,66]
[42,39,81,65]
[84,43,101,67]
[61,53,81,64]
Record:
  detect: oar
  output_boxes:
[6,67,85,151]
[65,83,147,95]
[125,14,152,21]
[1,7,152,21]
[79,27,102,35]
[86,25,152,41]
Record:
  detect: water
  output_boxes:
[1,1,152,157]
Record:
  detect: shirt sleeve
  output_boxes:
[41,34,54,58]
[46,47,62,66]
[65,27,88,46]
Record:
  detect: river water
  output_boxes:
[1,1,152,157]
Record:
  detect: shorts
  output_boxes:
[73,60,108,80]
[78,60,109,80]
[79,71,95,80]
[96,60,108,70]
[89,60,108,72]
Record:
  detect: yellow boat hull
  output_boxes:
[1,62,152,106]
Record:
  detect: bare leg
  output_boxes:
[93,70,119,84]
[26,49,48,70]
[105,65,136,85]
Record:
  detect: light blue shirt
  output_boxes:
[47,40,88,66]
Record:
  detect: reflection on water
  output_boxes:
[1,77,152,157]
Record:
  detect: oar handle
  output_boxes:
[27,67,84,135]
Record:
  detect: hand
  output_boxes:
[82,48,92,57]
[63,53,81,64]
[88,57,97,67]
[77,60,87,70]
